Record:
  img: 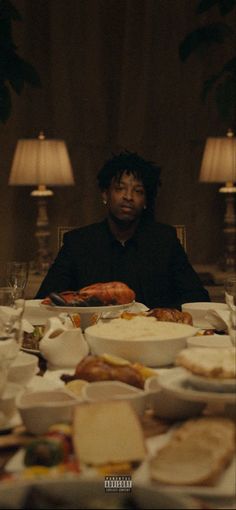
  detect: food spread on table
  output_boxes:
[1,288,235,508]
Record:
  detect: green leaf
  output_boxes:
[179,22,233,61]
[0,83,11,123]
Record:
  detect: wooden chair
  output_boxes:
[57,224,187,251]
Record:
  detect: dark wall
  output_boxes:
[0,0,232,266]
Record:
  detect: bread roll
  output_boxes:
[73,401,146,466]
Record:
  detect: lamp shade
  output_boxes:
[9,135,75,186]
[199,130,236,184]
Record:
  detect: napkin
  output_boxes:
[204,309,230,332]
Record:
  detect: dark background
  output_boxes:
[1,0,234,266]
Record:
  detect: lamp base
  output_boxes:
[219,186,236,273]
[31,186,53,275]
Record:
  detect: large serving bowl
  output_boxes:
[84,317,198,366]
[181,302,228,328]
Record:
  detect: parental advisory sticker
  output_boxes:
[104,475,132,492]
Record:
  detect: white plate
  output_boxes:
[158,367,236,404]
[134,432,236,499]
[41,301,134,314]
[188,373,236,393]
[0,477,196,509]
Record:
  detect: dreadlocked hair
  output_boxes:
[97,150,161,215]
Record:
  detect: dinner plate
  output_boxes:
[0,477,196,509]
[158,367,236,404]
[134,432,236,499]
[41,301,134,314]
[188,372,236,393]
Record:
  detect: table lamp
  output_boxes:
[199,128,236,272]
[9,132,75,273]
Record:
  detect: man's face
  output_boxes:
[102,171,146,224]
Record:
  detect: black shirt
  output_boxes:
[35,218,210,308]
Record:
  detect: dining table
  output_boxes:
[0,299,235,510]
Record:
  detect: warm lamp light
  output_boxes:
[199,129,236,271]
[9,132,75,273]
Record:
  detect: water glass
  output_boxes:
[0,287,25,349]
[6,261,29,299]
[224,275,236,346]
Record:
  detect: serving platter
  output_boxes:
[157,367,236,405]
[0,477,196,509]
[41,301,135,315]
[187,372,236,393]
[133,432,236,499]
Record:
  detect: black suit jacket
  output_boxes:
[36,219,210,308]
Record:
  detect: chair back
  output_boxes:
[57,224,187,252]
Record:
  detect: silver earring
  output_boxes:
[143,205,147,210]
[103,200,107,205]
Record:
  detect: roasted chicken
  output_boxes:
[42,281,135,307]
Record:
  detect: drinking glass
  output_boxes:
[0,287,25,351]
[6,261,29,299]
[224,275,236,346]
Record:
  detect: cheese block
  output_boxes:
[73,401,146,466]
[150,417,235,486]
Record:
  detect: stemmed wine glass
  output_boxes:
[6,262,29,299]
[224,275,236,346]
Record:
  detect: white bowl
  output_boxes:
[8,351,39,385]
[24,300,59,325]
[144,375,205,419]
[0,382,22,417]
[42,302,134,331]
[16,388,80,434]
[187,335,232,349]
[182,302,228,328]
[85,319,197,367]
[81,380,147,416]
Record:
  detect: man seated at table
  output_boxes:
[35,151,210,308]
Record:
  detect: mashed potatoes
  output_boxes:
[88,316,195,340]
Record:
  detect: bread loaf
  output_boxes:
[150,417,235,486]
[73,400,146,466]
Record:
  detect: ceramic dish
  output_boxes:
[16,388,81,435]
[157,367,236,405]
[81,380,147,416]
[187,335,232,349]
[85,319,197,366]
[186,372,236,393]
[182,302,228,329]
[144,374,205,420]
[23,300,58,326]
[8,351,39,386]
[41,302,134,330]
[0,477,197,509]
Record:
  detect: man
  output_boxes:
[36,151,210,308]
